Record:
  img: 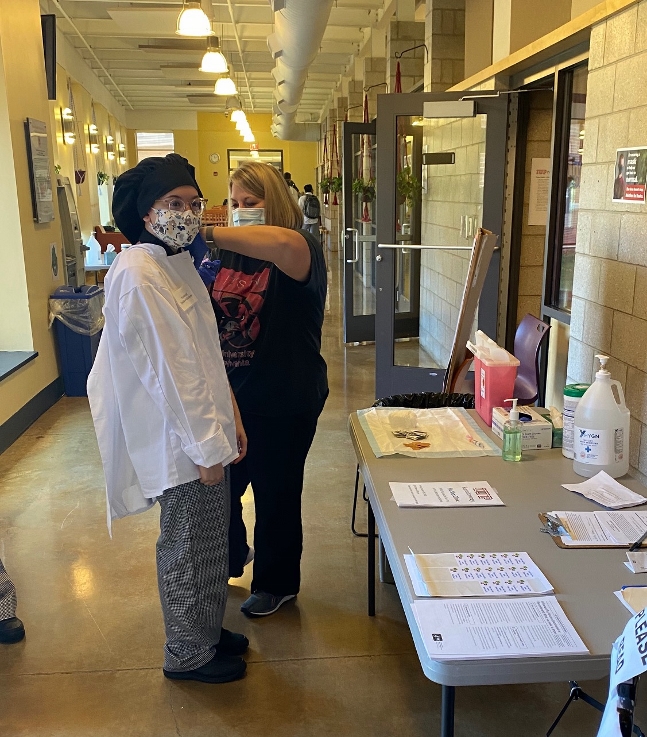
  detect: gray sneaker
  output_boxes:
[241,592,296,618]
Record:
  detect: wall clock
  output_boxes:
[209,152,220,164]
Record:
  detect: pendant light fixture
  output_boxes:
[231,109,246,123]
[243,131,255,143]
[235,115,248,130]
[176,1,214,37]
[214,76,237,96]
[199,36,228,74]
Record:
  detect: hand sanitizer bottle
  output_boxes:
[573,355,630,478]
[502,398,522,462]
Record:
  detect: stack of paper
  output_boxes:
[404,551,553,597]
[562,471,647,509]
[411,597,589,659]
[614,587,647,614]
[550,510,647,546]
[389,481,504,508]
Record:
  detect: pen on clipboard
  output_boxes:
[629,528,647,552]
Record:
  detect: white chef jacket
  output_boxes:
[87,242,237,531]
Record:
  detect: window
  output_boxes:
[136,131,174,162]
[227,149,283,174]
[547,64,588,314]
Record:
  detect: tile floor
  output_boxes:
[0,250,643,736]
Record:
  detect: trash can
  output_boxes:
[49,285,105,397]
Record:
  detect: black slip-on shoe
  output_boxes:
[163,653,246,684]
[217,628,249,656]
[0,617,25,644]
[241,592,296,618]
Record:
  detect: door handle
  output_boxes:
[346,228,359,263]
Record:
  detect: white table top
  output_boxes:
[350,410,647,687]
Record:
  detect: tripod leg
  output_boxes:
[546,689,578,737]
[441,685,455,737]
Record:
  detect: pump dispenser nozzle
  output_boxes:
[595,355,610,376]
[504,398,519,423]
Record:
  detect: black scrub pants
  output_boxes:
[229,405,323,595]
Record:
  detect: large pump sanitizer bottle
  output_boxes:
[573,355,630,478]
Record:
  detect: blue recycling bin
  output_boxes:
[50,285,105,397]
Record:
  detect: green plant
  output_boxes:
[396,166,422,208]
[319,176,333,194]
[97,170,110,186]
[330,175,343,193]
[54,164,61,175]
[352,177,376,202]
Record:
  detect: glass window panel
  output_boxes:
[228,149,283,173]
[393,113,486,369]
[351,131,377,316]
[557,65,588,312]
[136,131,174,162]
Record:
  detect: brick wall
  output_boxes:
[567,1,647,476]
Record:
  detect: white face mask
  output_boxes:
[149,208,202,249]
[232,207,265,227]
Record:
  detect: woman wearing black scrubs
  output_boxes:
[206,161,328,617]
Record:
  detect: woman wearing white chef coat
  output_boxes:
[87,154,248,684]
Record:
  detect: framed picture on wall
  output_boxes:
[24,118,55,224]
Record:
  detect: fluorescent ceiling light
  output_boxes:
[214,76,237,96]
[176,3,214,37]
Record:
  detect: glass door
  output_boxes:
[375,93,510,399]
[342,121,376,344]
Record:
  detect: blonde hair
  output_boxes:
[229,161,303,230]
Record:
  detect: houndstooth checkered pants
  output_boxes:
[156,470,229,672]
[0,557,17,621]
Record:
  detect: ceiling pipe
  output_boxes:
[268,0,333,140]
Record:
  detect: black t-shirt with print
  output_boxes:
[210,229,328,417]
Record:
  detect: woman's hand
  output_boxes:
[198,463,224,486]
[230,386,248,464]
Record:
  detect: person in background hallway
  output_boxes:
[87,154,248,684]
[201,161,328,618]
[283,171,300,203]
[0,557,24,644]
[298,184,321,237]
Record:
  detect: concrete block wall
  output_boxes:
[424,0,466,92]
[567,1,647,477]
[387,21,425,93]
[419,114,485,365]
[363,57,387,120]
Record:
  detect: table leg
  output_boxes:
[368,501,375,616]
[441,685,455,737]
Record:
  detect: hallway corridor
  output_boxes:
[0,250,631,736]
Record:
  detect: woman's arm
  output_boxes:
[213,226,311,282]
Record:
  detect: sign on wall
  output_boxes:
[528,158,551,226]
[612,146,647,203]
[24,118,54,223]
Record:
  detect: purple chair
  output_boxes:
[513,314,551,404]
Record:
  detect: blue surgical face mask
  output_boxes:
[232,207,265,227]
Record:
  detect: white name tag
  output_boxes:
[173,286,197,311]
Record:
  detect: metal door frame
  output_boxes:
[342,120,376,344]
[375,92,510,400]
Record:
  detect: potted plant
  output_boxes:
[74,169,86,184]
[352,177,376,203]
[396,166,422,210]
[330,175,343,194]
[319,176,333,195]
[97,170,110,186]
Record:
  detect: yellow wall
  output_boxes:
[193,113,317,205]
[50,65,129,241]
[0,0,66,425]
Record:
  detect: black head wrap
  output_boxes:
[112,153,202,244]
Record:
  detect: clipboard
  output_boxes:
[538,514,641,549]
